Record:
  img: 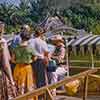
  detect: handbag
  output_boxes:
[47,59,57,72]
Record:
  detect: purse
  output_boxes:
[47,59,57,72]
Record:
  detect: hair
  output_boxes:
[0,21,5,35]
[20,24,30,33]
[34,27,45,37]
[62,37,66,46]
[20,32,30,41]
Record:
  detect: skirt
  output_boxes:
[0,70,16,100]
[14,64,37,100]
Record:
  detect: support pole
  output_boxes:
[66,40,69,77]
[90,47,94,69]
[82,76,88,100]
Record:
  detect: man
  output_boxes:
[29,27,49,88]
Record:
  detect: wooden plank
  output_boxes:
[89,74,100,81]
[70,60,100,63]
[13,69,97,100]
[83,76,88,100]
[55,96,82,100]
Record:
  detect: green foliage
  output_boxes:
[62,3,100,34]
[0,0,100,34]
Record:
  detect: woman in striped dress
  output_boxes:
[0,21,16,100]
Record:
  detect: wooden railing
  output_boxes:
[12,69,98,100]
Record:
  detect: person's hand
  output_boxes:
[0,40,4,48]
[11,81,17,97]
[43,58,49,66]
[32,56,37,62]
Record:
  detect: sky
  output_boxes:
[0,0,20,5]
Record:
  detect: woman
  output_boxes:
[0,21,16,100]
[51,35,65,65]
[49,35,66,96]
[11,32,37,100]
[10,25,31,73]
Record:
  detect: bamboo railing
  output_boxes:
[12,69,98,100]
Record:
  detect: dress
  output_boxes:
[0,38,16,100]
[12,44,37,100]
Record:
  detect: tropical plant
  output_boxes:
[11,0,31,25]
[0,3,16,25]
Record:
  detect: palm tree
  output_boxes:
[0,3,16,25]
[29,0,49,23]
[11,0,31,25]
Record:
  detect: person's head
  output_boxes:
[0,21,5,37]
[20,24,30,33]
[34,27,45,37]
[51,35,64,46]
[20,32,31,42]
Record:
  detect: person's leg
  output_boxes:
[50,72,58,96]
[34,59,46,88]
[58,74,65,90]
[32,59,46,100]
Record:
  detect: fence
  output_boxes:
[12,69,98,100]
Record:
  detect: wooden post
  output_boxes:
[91,48,94,69]
[82,76,88,100]
[88,47,94,69]
[46,88,53,100]
[66,41,69,77]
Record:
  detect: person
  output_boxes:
[29,27,49,89]
[51,35,65,65]
[49,35,66,96]
[11,32,37,100]
[10,25,31,73]
[0,21,16,100]
[11,24,31,48]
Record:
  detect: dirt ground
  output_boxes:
[55,96,100,100]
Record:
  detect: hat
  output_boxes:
[51,35,64,43]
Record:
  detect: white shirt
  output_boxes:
[29,37,48,59]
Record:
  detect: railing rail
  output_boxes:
[12,69,98,100]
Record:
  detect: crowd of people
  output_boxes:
[0,21,67,100]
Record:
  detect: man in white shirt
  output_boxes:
[30,27,49,89]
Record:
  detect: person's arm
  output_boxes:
[1,39,14,84]
[58,47,65,60]
[52,47,65,63]
[40,41,49,65]
[29,47,37,62]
